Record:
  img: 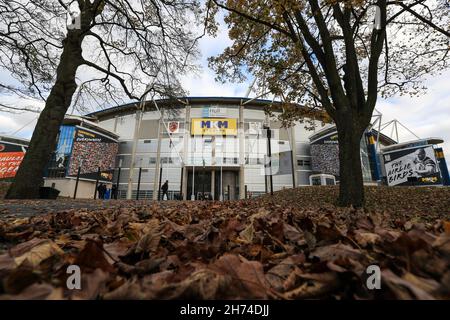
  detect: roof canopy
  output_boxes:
[381,137,444,152]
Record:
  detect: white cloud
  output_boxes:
[179,14,250,98]
[376,69,450,170]
[0,94,43,139]
[0,114,20,134]
[0,111,39,140]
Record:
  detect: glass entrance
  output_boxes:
[187,169,239,200]
[214,170,239,200]
[187,169,211,200]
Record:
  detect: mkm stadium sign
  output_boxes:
[191,118,237,136]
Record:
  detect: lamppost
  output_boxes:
[202,158,205,199]
[191,136,196,201]
[73,159,83,199]
[136,158,142,200]
[94,166,101,199]
[158,157,163,201]
[220,133,225,201]
[201,135,205,199]
[263,124,273,196]
[115,159,122,199]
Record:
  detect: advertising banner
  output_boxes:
[383,145,442,186]
[67,128,118,181]
[191,118,237,136]
[49,125,76,178]
[310,132,340,177]
[208,107,227,117]
[168,121,180,134]
[0,152,25,179]
[0,142,26,179]
[202,106,227,118]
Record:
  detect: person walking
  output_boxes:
[97,183,103,199]
[98,183,106,199]
[102,184,107,199]
[161,180,169,200]
[112,184,118,200]
[104,186,111,200]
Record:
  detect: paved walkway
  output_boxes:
[0,199,153,219]
[0,199,185,220]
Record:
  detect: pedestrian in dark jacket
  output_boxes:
[97,183,106,199]
[97,184,102,199]
[102,184,108,199]
[112,184,118,199]
[161,180,169,200]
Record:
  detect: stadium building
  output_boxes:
[43,96,447,200]
[2,97,448,199]
[87,96,330,200]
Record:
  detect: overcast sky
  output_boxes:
[1,18,449,169]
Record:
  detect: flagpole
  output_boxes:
[220,134,225,201]
[191,136,195,200]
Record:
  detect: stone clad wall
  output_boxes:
[310,144,340,177]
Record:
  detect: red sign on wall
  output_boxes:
[0,152,25,179]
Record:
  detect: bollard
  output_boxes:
[136,167,142,200]
[73,166,81,199]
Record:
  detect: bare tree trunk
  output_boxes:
[336,116,365,207]
[6,33,83,199]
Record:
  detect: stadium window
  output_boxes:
[149,158,156,164]
[143,140,151,144]
[297,159,311,167]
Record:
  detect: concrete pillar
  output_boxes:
[211,169,215,199]
[182,166,188,200]
[127,110,142,199]
[182,105,191,200]
[239,104,245,199]
[290,125,298,186]
[113,115,119,133]
[152,110,164,200]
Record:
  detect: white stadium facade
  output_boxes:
[36,96,448,200]
[90,96,331,200]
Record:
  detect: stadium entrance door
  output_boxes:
[187,169,239,200]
